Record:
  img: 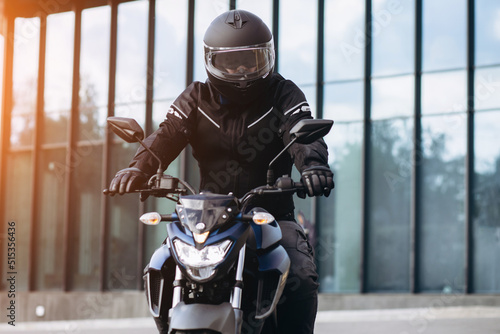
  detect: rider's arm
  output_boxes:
[275,78,334,197]
[128,83,201,175]
[275,79,329,171]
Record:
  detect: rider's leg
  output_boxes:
[273,219,319,334]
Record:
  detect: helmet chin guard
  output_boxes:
[203,10,275,104]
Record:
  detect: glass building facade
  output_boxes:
[1,0,499,296]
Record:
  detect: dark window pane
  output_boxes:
[372,0,415,76]
[318,121,363,293]
[1,152,33,291]
[325,0,365,81]
[35,149,67,290]
[372,75,414,120]
[154,0,188,101]
[422,70,467,115]
[80,6,111,141]
[324,81,364,122]
[476,0,500,66]
[44,12,75,144]
[279,0,317,85]
[69,144,103,290]
[422,0,466,71]
[11,17,40,147]
[419,115,466,292]
[475,66,500,111]
[115,1,148,105]
[109,0,149,289]
[106,143,141,290]
[473,110,500,293]
[367,118,413,292]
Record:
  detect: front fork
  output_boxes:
[231,245,246,309]
[169,245,246,334]
[171,266,183,308]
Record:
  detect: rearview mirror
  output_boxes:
[107,116,165,184]
[289,119,333,144]
[267,118,333,185]
[107,116,145,143]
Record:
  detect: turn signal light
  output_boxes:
[252,212,275,225]
[140,212,162,225]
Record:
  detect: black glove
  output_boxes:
[107,167,149,196]
[299,166,334,198]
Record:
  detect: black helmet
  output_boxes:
[204,10,275,104]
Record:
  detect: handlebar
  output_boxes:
[104,175,305,202]
[160,213,176,221]
[247,176,304,196]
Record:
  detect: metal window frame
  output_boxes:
[360,0,372,294]
[465,0,475,294]
[272,0,279,72]
[179,0,195,182]
[99,0,119,291]
[136,0,157,290]
[316,0,324,121]
[60,2,83,292]
[28,15,47,291]
[410,0,423,295]
[311,0,325,271]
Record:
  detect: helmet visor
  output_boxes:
[205,44,274,84]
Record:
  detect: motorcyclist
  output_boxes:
[108,9,334,334]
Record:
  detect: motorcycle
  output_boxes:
[104,116,333,334]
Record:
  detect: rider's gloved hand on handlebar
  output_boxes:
[108,167,149,195]
[299,165,334,198]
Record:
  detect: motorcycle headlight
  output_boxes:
[173,239,232,281]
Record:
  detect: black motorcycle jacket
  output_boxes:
[129,73,329,218]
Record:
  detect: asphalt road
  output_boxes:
[1,307,499,334]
